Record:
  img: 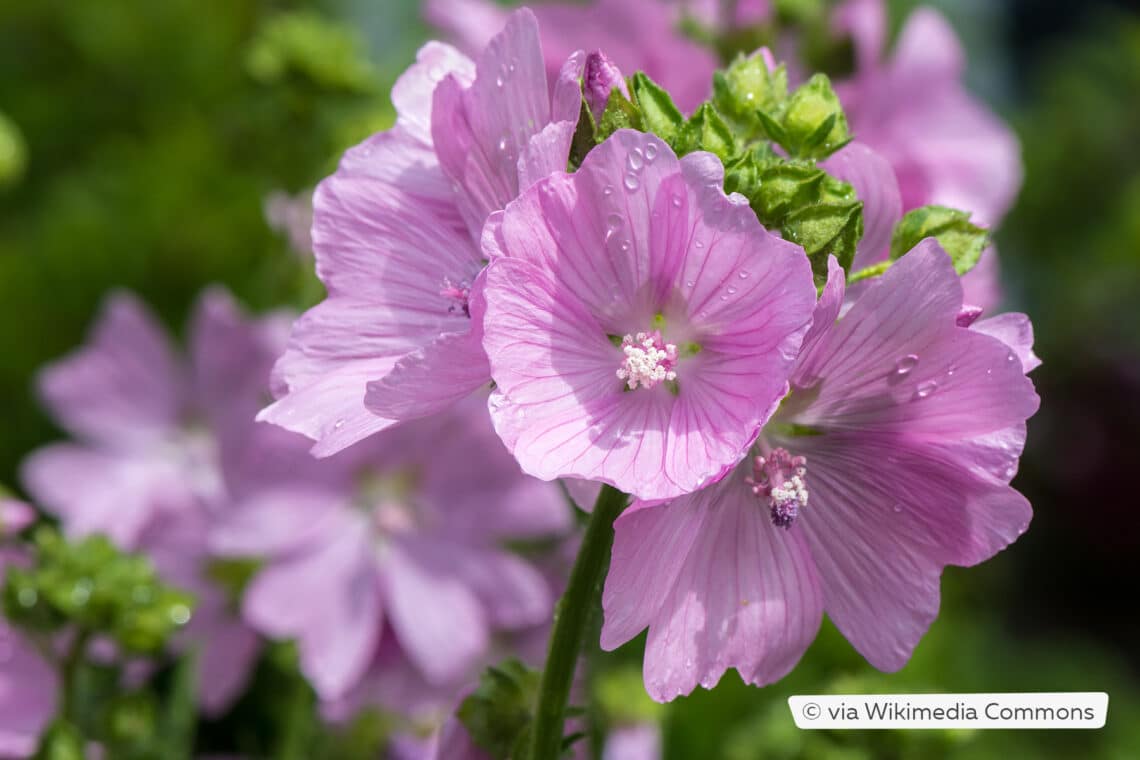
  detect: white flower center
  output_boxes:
[616,331,678,390]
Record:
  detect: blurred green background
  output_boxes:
[2,0,1138,757]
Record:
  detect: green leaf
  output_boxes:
[596,88,644,144]
[456,659,541,759]
[676,103,737,160]
[751,162,826,225]
[889,205,989,274]
[0,111,27,189]
[629,72,684,143]
[784,200,863,280]
[780,74,851,159]
[156,653,198,760]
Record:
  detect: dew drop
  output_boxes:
[619,240,631,252]
[694,240,705,249]
[645,141,659,161]
[892,504,903,513]
[605,212,624,232]
[685,280,694,288]
[671,194,683,208]
[738,270,750,279]
[623,172,640,191]
[627,148,645,171]
[912,381,938,400]
[726,286,737,295]
[602,185,614,197]
[1006,351,1017,363]
[170,604,191,626]
[495,75,504,87]
[895,354,919,375]
[334,419,346,430]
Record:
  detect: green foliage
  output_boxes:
[712,52,789,142]
[457,659,542,759]
[758,73,852,159]
[629,72,684,143]
[3,528,193,653]
[246,11,378,93]
[891,205,989,274]
[0,110,27,188]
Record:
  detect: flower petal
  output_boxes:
[604,468,823,702]
[822,142,901,270]
[38,292,184,447]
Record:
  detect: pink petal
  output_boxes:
[790,430,1032,670]
[0,623,57,756]
[38,291,184,447]
[788,240,1039,439]
[604,468,823,702]
[391,42,475,143]
[431,8,555,237]
[378,536,489,685]
[972,312,1041,373]
[244,517,382,700]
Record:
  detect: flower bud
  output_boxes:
[584,50,629,123]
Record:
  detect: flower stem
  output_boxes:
[527,484,627,760]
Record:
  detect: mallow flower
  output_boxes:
[481,129,817,501]
[834,0,1022,226]
[212,395,570,704]
[424,0,719,112]
[601,242,1040,701]
[20,289,288,714]
[260,9,586,456]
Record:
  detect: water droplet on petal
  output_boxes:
[623,172,640,191]
[726,286,737,295]
[645,141,659,161]
[694,240,705,249]
[895,354,919,375]
[738,270,750,279]
[627,148,645,171]
[602,185,614,197]
[606,212,623,232]
[892,504,903,513]
[334,419,346,430]
[619,240,631,252]
[1007,351,1017,363]
[912,381,938,400]
[671,194,683,208]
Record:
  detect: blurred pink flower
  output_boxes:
[424,0,720,112]
[834,0,1022,226]
[261,9,586,457]
[602,243,1040,701]
[213,396,570,704]
[20,288,294,715]
[481,130,816,500]
[264,189,314,258]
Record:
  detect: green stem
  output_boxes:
[527,485,627,760]
[59,629,91,724]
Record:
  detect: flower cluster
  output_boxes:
[2,1,1040,758]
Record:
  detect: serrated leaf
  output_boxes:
[676,103,736,160]
[630,72,684,143]
[784,200,863,279]
[889,205,989,274]
[596,88,644,144]
[457,659,541,759]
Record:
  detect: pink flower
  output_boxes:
[834,0,1022,226]
[481,130,816,501]
[20,289,289,714]
[425,0,719,112]
[601,242,1040,701]
[0,549,57,758]
[260,9,585,457]
[213,396,570,704]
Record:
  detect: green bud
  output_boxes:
[676,103,737,161]
[889,205,989,274]
[751,162,827,225]
[629,72,684,144]
[456,659,541,759]
[778,74,851,159]
[712,53,789,142]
